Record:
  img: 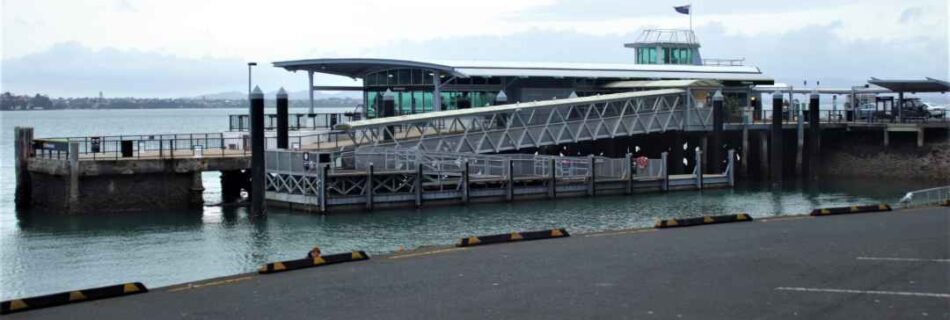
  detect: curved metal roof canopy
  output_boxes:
[868,77,949,93]
[272,58,772,83]
[272,58,463,79]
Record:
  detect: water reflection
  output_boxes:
[16,208,204,234]
[1,177,942,301]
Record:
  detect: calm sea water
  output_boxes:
[0,108,941,300]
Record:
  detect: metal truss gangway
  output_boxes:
[321,88,712,154]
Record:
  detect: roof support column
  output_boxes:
[432,71,442,112]
[308,70,315,115]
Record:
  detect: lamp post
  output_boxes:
[247,62,257,97]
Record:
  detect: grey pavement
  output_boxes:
[6,206,949,319]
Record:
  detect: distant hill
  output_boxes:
[193,90,361,100]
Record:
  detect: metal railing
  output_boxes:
[264,147,671,199]
[749,108,948,125]
[702,58,745,66]
[898,185,950,208]
[31,132,346,161]
[266,147,666,181]
[229,112,356,131]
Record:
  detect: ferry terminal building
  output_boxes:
[273,29,773,121]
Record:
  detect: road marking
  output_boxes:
[168,276,254,292]
[389,247,467,260]
[586,229,656,237]
[775,287,950,299]
[857,257,950,263]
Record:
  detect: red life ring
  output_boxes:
[636,156,649,169]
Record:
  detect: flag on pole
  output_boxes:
[674,5,691,15]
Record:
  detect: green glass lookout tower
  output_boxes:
[625,29,703,65]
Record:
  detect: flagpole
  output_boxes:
[689,4,693,32]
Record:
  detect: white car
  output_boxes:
[923,102,947,119]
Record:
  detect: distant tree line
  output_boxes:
[0,92,360,111]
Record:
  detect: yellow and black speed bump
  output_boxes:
[654,213,752,228]
[456,228,569,247]
[810,204,891,216]
[258,251,369,274]
[0,282,147,315]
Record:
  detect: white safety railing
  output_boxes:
[898,185,950,208]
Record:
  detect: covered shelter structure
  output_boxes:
[868,77,950,122]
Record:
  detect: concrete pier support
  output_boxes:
[67,142,80,212]
[709,90,724,173]
[917,128,925,148]
[249,86,266,215]
[220,170,247,203]
[190,171,205,208]
[14,127,34,209]
[770,92,784,184]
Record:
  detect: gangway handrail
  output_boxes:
[337,89,685,130]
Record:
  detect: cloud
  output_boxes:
[369,20,948,87]
[115,0,137,12]
[899,7,923,24]
[0,42,347,97]
[1,1,946,98]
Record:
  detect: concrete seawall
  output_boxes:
[820,131,949,180]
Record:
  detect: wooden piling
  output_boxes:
[320,164,328,213]
[807,92,821,180]
[587,155,595,197]
[415,163,423,207]
[770,92,784,185]
[506,160,514,201]
[710,90,724,173]
[276,88,289,149]
[462,161,470,204]
[625,153,633,195]
[548,158,556,199]
[249,87,266,215]
[366,164,374,210]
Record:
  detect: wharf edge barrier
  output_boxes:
[654,213,753,228]
[0,282,147,315]
[259,251,370,274]
[456,228,570,247]
[810,204,892,216]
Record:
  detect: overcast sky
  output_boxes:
[1,0,947,97]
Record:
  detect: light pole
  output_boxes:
[247,62,257,97]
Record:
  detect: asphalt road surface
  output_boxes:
[6,206,949,319]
